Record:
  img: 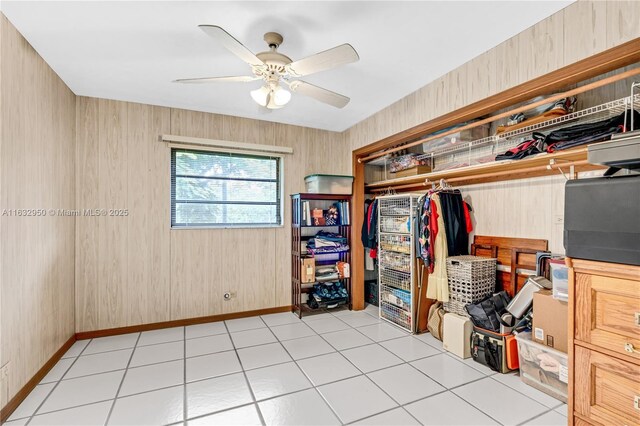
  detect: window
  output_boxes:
[171,148,281,227]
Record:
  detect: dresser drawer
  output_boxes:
[574,346,640,426]
[575,273,640,360]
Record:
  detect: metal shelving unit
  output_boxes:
[290,193,351,318]
[377,194,420,333]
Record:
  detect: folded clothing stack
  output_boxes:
[307,231,349,254]
[315,265,339,282]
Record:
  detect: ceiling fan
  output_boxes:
[175,25,359,109]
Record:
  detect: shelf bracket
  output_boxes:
[548,159,576,180]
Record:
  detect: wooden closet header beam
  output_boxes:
[354,37,640,159]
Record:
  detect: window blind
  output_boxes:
[171,148,281,227]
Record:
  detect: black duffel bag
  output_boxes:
[465,291,511,332]
[544,109,639,145]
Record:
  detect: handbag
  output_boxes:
[427,301,445,341]
[465,291,511,332]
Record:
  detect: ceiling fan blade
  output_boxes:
[289,81,350,108]
[174,76,259,84]
[199,25,264,67]
[286,44,359,77]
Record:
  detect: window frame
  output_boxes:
[170,147,284,229]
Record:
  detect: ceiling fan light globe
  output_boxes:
[266,96,284,109]
[250,86,269,107]
[273,87,291,106]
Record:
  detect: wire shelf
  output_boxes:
[379,233,412,254]
[380,284,412,311]
[379,267,412,291]
[379,197,412,216]
[380,301,412,331]
[379,250,412,274]
[415,93,640,163]
[380,216,411,234]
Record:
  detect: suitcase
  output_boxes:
[442,313,473,359]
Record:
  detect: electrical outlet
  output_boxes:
[223,292,237,301]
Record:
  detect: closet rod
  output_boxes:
[359,66,640,163]
[368,159,591,192]
[428,159,589,185]
[369,182,426,192]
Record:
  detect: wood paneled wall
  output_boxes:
[0,15,76,407]
[349,0,640,255]
[75,99,348,332]
[346,0,640,152]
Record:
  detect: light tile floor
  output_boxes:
[4,304,568,426]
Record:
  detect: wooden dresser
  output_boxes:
[567,259,640,426]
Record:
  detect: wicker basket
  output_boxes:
[444,255,497,316]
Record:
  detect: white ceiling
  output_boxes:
[1,1,573,132]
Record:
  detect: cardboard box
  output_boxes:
[532,289,568,353]
[392,165,432,178]
[301,257,315,283]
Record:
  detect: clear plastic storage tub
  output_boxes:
[515,332,568,403]
[550,259,569,301]
[304,174,354,194]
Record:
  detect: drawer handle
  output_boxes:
[636,312,640,327]
[624,343,639,354]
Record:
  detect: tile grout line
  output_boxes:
[224,318,267,426]
[296,312,417,424]
[515,406,562,426]
[182,326,187,424]
[13,310,566,425]
[305,314,452,424]
[272,328,345,425]
[103,332,142,425]
[297,312,512,425]
[488,374,565,410]
[20,339,94,425]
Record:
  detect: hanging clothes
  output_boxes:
[360,199,372,247]
[361,199,378,256]
[463,202,473,233]
[417,194,432,269]
[426,193,449,302]
[438,191,469,257]
[365,249,375,270]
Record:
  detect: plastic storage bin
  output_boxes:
[304,174,353,194]
[549,259,568,301]
[515,332,568,403]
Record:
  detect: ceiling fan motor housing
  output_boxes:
[254,32,292,79]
